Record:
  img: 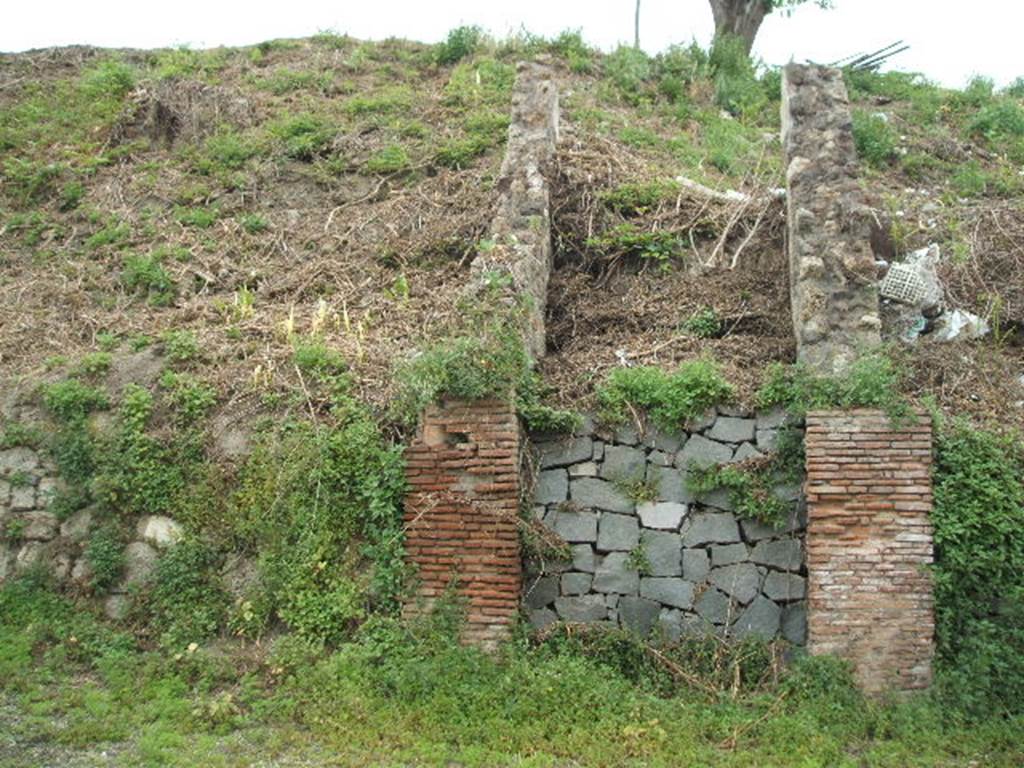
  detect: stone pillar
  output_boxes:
[403,400,522,647]
[468,60,558,361]
[782,65,881,376]
[804,410,934,693]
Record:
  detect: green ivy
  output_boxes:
[932,421,1024,717]
[596,359,734,430]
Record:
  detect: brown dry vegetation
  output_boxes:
[1,34,1022,432]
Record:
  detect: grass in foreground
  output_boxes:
[0,577,1021,768]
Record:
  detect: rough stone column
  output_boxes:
[468,60,558,361]
[782,64,881,376]
[804,410,934,693]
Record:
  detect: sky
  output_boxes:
[2,0,1022,88]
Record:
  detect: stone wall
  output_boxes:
[781,64,881,376]
[0,445,183,618]
[525,409,807,643]
[403,400,522,647]
[805,410,934,692]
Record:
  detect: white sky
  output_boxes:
[2,0,1022,88]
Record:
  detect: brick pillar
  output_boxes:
[403,399,522,647]
[804,410,934,692]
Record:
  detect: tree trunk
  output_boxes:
[708,0,767,54]
[634,0,641,49]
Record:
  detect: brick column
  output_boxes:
[804,410,934,692]
[403,399,522,647]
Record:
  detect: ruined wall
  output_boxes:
[804,410,934,692]
[468,60,558,360]
[781,64,881,376]
[403,400,522,647]
[525,409,807,643]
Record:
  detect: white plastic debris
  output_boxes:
[931,309,990,342]
[879,244,943,308]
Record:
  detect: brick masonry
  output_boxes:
[804,409,934,693]
[403,399,522,647]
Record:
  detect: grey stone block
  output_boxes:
[733,596,782,639]
[637,501,688,530]
[658,608,684,642]
[709,563,761,604]
[710,542,748,567]
[685,408,717,432]
[23,510,57,540]
[123,541,158,586]
[600,445,646,482]
[10,485,35,511]
[561,572,593,596]
[648,450,672,467]
[751,539,803,571]
[555,594,608,622]
[528,607,558,630]
[60,507,93,543]
[553,511,599,543]
[682,548,710,581]
[643,426,684,453]
[773,483,802,502]
[593,552,640,594]
[763,572,807,601]
[646,465,695,504]
[568,461,598,478]
[640,530,682,576]
[740,514,802,542]
[695,587,732,625]
[733,442,764,462]
[682,512,740,546]
[535,469,568,504]
[571,544,596,573]
[756,429,778,451]
[593,442,605,461]
[619,596,661,637]
[718,404,753,418]
[0,447,39,474]
[781,602,808,645]
[676,434,734,469]
[524,575,559,608]
[756,407,789,430]
[708,417,756,444]
[614,424,640,445]
[604,594,620,608]
[597,512,639,552]
[697,486,734,512]
[570,478,633,513]
[640,577,695,609]
[539,437,593,468]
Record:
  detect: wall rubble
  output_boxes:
[781,64,881,376]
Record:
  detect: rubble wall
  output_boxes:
[781,64,881,376]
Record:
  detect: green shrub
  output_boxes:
[551,29,593,73]
[59,180,85,211]
[42,379,109,423]
[146,539,229,648]
[604,46,651,99]
[364,144,410,173]
[435,25,482,66]
[932,422,1024,717]
[269,114,336,160]
[586,224,683,268]
[709,35,764,118]
[443,58,515,108]
[597,359,734,430]
[174,206,217,228]
[392,318,529,426]
[757,352,908,420]
[687,462,791,525]
[198,130,257,172]
[1005,77,1024,98]
[85,525,126,593]
[240,213,269,234]
[159,371,217,428]
[968,99,1024,142]
[852,110,898,167]
[343,86,414,116]
[681,306,722,338]
[600,181,679,216]
[433,134,491,169]
[121,252,177,306]
[80,60,136,100]
[161,330,199,363]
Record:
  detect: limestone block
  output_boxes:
[123,541,158,585]
[23,510,58,540]
[136,516,184,546]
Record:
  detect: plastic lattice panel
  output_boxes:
[879,263,927,305]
